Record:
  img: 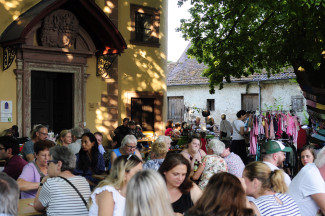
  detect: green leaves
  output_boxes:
[177,0,325,89]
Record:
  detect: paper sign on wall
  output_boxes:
[0,101,13,122]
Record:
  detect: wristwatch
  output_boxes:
[40,182,43,186]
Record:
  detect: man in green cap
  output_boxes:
[262,140,292,187]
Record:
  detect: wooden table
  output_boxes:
[18,198,43,216]
[92,174,108,181]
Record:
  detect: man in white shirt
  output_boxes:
[289,147,325,216]
[261,140,292,187]
[94,132,106,155]
[219,114,233,140]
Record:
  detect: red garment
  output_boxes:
[3,155,28,180]
[276,117,282,138]
[165,128,173,136]
[297,126,307,150]
[200,138,207,153]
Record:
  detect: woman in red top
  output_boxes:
[165,120,174,137]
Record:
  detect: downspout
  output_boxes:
[258,81,261,111]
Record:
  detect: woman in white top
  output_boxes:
[88,154,143,216]
[231,110,248,164]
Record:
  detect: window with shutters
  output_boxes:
[291,96,304,111]
[130,4,160,47]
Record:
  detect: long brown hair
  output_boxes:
[158,153,193,193]
[187,172,254,216]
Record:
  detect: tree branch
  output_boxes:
[222,5,249,42]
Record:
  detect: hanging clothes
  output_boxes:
[269,117,275,139]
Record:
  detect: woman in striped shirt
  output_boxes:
[243,161,301,216]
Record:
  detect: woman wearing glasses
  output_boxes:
[34,146,91,216]
[89,154,143,216]
[74,133,106,188]
[110,135,142,164]
[18,140,55,199]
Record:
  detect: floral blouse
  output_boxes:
[198,155,228,190]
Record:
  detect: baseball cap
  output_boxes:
[261,140,292,154]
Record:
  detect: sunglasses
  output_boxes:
[125,154,142,162]
[47,160,58,166]
[125,144,137,150]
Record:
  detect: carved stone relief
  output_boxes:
[40,9,79,48]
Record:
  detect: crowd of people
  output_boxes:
[0,113,325,216]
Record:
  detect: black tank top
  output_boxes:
[172,192,193,214]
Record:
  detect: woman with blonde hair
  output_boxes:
[143,141,167,171]
[88,154,143,216]
[126,169,175,216]
[243,161,301,216]
[56,130,72,147]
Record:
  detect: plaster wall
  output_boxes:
[117,0,168,133]
[167,80,307,126]
[0,0,40,133]
[0,0,168,136]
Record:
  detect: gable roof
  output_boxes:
[167,44,296,86]
[0,0,126,54]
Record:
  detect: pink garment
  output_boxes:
[269,118,275,139]
[250,128,257,155]
[276,116,282,138]
[264,119,269,139]
[250,117,258,155]
[286,114,295,136]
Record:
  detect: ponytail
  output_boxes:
[270,169,287,193]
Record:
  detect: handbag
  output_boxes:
[220,121,229,139]
[232,121,250,146]
[58,176,88,209]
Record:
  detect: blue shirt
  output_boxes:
[143,159,164,171]
[98,145,105,155]
[21,140,34,161]
[73,153,105,186]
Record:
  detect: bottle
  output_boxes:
[193,159,199,172]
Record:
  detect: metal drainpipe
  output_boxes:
[258,81,261,111]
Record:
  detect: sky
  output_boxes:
[167,0,191,62]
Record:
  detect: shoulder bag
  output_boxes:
[232,121,250,146]
[58,176,88,209]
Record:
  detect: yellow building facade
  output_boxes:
[0,0,167,141]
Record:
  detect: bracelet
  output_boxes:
[40,182,43,186]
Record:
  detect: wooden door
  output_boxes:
[31,71,73,134]
[131,98,155,131]
[168,96,184,123]
[241,94,259,112]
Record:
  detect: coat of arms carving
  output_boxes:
[41,9,79,48]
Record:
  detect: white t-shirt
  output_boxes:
[67,139,81,155]
[39,176,90,216]
[263,161,291,188]
[288,163,325,216]
[232,120,245,140]
[89,185,125,216]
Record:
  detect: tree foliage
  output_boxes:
[177,0,325,93]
